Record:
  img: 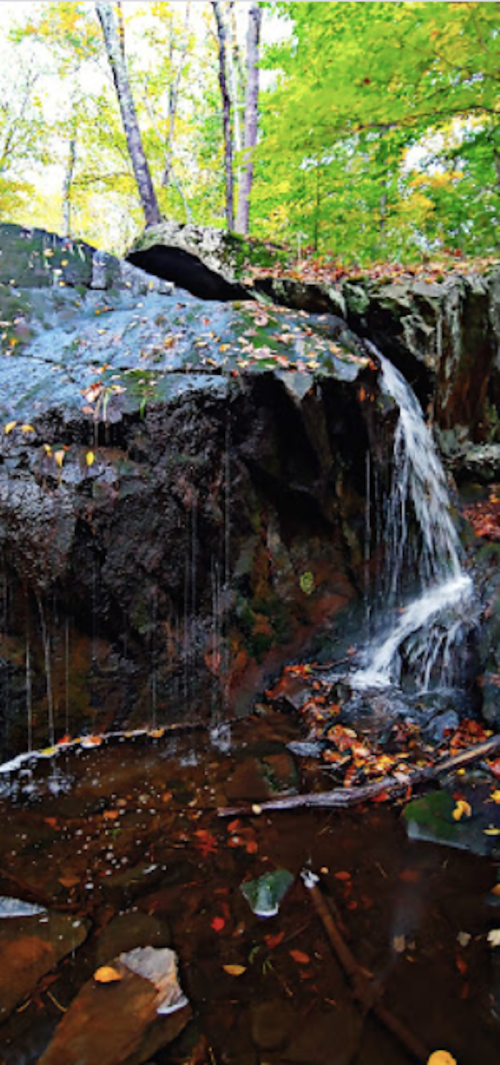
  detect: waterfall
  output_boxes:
[352,348,473,692]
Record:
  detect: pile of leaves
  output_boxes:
[267,663,498,796]
[463,487,500,541]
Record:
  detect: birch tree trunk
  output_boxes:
[236,3,262,234]
[95,0,161,227]
[212,1,234,231]
[62,125,77,238]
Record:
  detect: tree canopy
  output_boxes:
[0,0,498,263]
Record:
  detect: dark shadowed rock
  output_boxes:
[38,946,191,1065]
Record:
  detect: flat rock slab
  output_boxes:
[39,946,191,1065]
[0,911,88,1020]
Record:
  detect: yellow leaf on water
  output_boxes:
[86,451,95,467]
[427,1052,457,1065]
[222,964,246,976]
[452,799,471,821]
[20,424,35,433]
[4,421,16,434]
[54,450,65,468]
[490,790,500,803]
[484,826,500,836]
[94,965,122,983]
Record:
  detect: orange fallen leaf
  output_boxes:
[222,964,246,976]
[102,810,119,821]
[427,1052,457,1065]
[94,965,122,983]
[334,871,351,881]
[290,949,310,965]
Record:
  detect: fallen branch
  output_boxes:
[218,733,500,817]
[302,869,429,1063]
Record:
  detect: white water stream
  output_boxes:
[352,349,474,691]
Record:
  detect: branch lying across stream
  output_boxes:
[218,734,500,817]
[302,869,430,1062]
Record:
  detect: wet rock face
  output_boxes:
[0,224,386,760]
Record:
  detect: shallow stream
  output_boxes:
[0,709,499,1065]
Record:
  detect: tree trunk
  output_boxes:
[95,1,161,227]
[62,125,77,238]
[162,3,191,189]
[235,2,262,234]
[212,1,234,231]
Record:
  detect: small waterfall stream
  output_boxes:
[352,348,474,692]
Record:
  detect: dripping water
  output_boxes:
[353,347,474,692]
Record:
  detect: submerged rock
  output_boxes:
[38,946,190,1065]
[240,868,294,917]
[0,911,88,1020]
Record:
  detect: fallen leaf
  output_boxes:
[392,935,406,954]
[491,885,500,897]
[211,916,225,932]
[20,424,35,433]
[290,949,310,964]
[86,451,95,467]
[487,929,500,947]
[483,826,500,836]
[265,932,284,949]
[4,421,16,434]
[222,964,246,976]
[334,871,351,881]
[490,790,500,803]
[457,931,471,946]
[54,449,65,468]
[427,1053,457,1065]
[452,799,472,821]
[94,965,123,983]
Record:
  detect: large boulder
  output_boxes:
[0,224,388,761]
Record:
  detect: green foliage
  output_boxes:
[254,1,500,261]
[0,2,499,263]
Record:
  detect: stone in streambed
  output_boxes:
[95,911,172,966]
[251,998,294,1050]
[0,911,88,1019]
[39,946,191,1065]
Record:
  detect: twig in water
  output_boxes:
[301,869,429,1063]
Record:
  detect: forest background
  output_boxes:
[0,0,498,266]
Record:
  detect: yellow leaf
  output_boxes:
[427,1053,457,1065]
[490,790,500,804]
[20,424,35,434]
[219,343,231,352]
[43,249,54,257]
[94,965,122,983]
[491,884,500,897]
[86,451,95,467]
[61,259,68,266]
[43,443,52,453]
[54,449,65,468]
[222,964,246,976]
[148,728,165,738]
[487,929,500,948]
[452,799,471,821]
[4,421,16,434]
[484,827,500,836]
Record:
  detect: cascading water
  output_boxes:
[352,347,474,692]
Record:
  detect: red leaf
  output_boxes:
[194,829,218,857]
[211,916,225,932]
[265,931,284,950]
